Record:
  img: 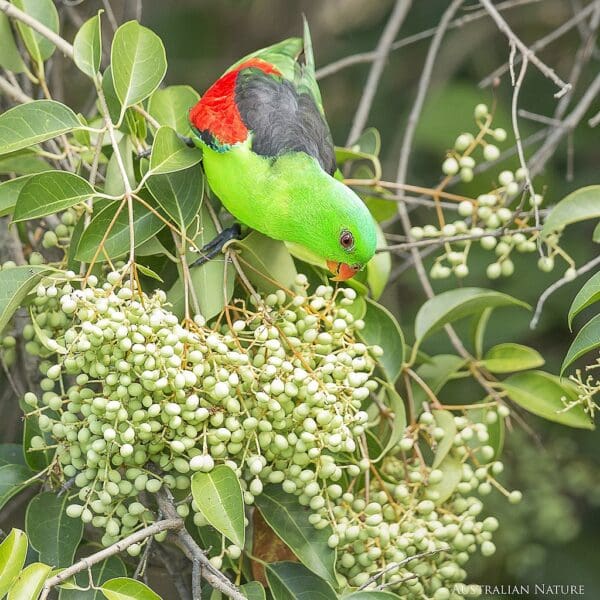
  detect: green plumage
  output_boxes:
[191,21,377,277]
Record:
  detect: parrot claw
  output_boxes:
[191,224,242,268]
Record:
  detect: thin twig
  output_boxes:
[478,2,596,89]
[101,0,119,32]
[345,0,412,145]
[528,72,600,176]
[382,225,541,253]
[316,0,544,79]
[530,254,600,329]
[0,0,74,58]
[39,519,183,599]
[479,0,571,97]
[157,490,246,600]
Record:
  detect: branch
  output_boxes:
[345,0,412,145]
[157,490,246,600]
[528,72,600,176]
[479,0,571,97]
[530,254,600,329]
[381,225,541,253]
[478,2,596,89]
[316,0,544,79]
[0,0,74,59]
[39,518,183,599]
[0,74,32,104]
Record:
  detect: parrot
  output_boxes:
[188,20,377,281]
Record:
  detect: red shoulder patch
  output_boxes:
[189,58,282,146]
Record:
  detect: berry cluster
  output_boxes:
[21,271,513,596]
[329,409,516,598]
[408,103,574,281]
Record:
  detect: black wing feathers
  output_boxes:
[235,69,336,176]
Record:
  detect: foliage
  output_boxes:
[0,3,598,600]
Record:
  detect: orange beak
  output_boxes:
[327,260,360,281]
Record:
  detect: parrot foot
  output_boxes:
[191,224,242,267]
[136,135,196,159]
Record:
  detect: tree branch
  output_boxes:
[479,0,571,97]
[345,0,412,145]
[157,489,246,600]
[39,518,183,599]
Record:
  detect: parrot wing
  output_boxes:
[191,20,336,175]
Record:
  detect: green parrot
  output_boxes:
[188,21,377,281]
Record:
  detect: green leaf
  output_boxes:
[471,307,492,359]
[561,314,600,375]
[148,85,200,136]
[359,298,404,384]
[366,223,390,300]
[150,127,201,174]
[13,172,94,222]
[254,485,337,587]
[500,370,594,429]
[76,199,163,262]
[100,577,161,600]
[0,464,33,510]
[0,151,51,175]
[12,0,59,64]
[0,176,32,217]
[0,529,28,598]
[0,100,81,156]
[111,21,167,111]
[240,582,266,600]
[146,166,203,230]
[594,222,600,243]
[0,13,27,73]
[235,232,297,293]
[7,562,52,600]
[26,492,84,567]
[542,185,600,236]
[372,379,406,462]
[431,409,457,469]
[190,465,245,547]
[265,562,337,600]
[59,555,127,600]
[103,136,135,197]
[427,455,462,504]
[568,271,600,327]
[167,205,234,321]
[0,265,51,333]
[482,343,544,374]
[412,356,466,417]
[415,288,530,341]
[0,444,26,466]
[73,12,102,78]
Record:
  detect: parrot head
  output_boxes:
[304,167,378,281]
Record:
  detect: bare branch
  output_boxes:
[528,72,600,176]
[157,490,246,600]
[39,519,183,599]
[478,2,596,89]
[316,0,544,79]
[345,0,412,145]
[479,0,571,97]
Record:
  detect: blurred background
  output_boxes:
[3,1,600,597]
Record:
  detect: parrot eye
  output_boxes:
[340,230,354,251]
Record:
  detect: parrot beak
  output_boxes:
[327,260,360,281]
